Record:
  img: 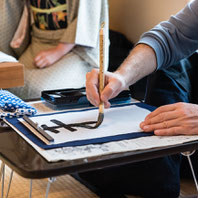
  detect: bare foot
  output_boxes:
[34,43,75,68]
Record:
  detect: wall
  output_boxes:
[109,0,189,43]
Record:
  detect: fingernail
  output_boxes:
[140,121,144,126]
[154,130,161,135]
[143,126,149,130]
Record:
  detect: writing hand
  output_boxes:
[86,69,127,108]
[140,102,198,135]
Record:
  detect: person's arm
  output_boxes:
[139,0,198,69]
[34,0,80,68]
[86,1,198,136]
[137,1,198,135]
[86,44,157,108]
[87,1,198,107]
[35,0,108,68]
[34,43,75,68]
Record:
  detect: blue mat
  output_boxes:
[5,103,156,150]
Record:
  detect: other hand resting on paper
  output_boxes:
[140,102,198,136]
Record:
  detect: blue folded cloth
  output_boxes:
[0,90,37,118]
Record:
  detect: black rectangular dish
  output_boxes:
[41,87,132,109]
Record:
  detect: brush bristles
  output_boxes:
[95,113,104,128]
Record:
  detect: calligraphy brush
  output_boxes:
[73,23,105,129]
[65,23,105,129]
[93,22,105,128]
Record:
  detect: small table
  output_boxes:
[0,126,198,179]
[0,101,198,197]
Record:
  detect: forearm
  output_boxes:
[115,44,157,88]
[57,42,75,56]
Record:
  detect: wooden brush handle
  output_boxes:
[99,23,105,113]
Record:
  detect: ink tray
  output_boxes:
[41,87,132,110]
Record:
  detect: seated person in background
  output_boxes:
[80,1,198,198]
[8,0,109,99]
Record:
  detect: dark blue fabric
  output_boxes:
[5,103,155,150]
[144,56,194,193]
[79,154,181,198]
[145,58,192,106]
[148,53,198,179]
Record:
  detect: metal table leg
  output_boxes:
[182,151,198,192]
[0,163,5,198]
[29,179,33,198]
[45,177,56,198]
[5,170,13,198]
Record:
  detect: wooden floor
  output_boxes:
[2,165,198,198]
[179,178,198,198]
[2,166,98,198]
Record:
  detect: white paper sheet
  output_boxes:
[0,51,17,63]
[19,104,151,145]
